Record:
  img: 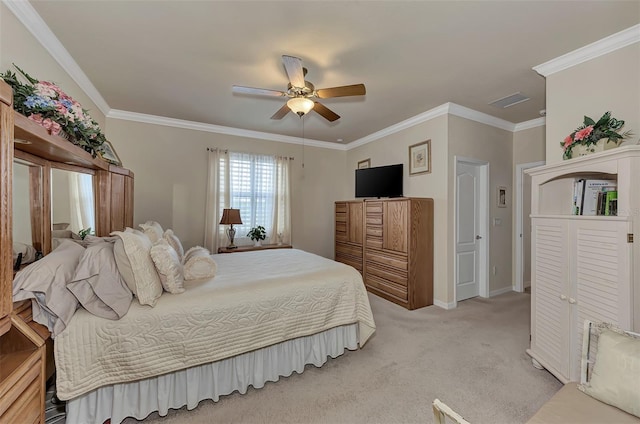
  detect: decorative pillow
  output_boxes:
[67,242,133,320]
[183,248,217,281]
[183,246,210,265]
[139,220,164,243]
[112,228,142,294]
[579,328,640,418]
[12,242,37,265]
[12,239,85,337]
[163,229,184,262]
[111,229,163,307]
[150,239,185,294]
[52,222,70,230]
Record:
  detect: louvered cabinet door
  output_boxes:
[570,219,632,380]
[530,218,571,380]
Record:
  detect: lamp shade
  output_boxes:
[219,208,243,225]
[287,97,314,116]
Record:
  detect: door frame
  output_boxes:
[514,161,545,293]
[453,156,489,307]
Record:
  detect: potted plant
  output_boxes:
[247,226,267,246]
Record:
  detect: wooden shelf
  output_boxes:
[217,244,292,254]
[14,113,109,171]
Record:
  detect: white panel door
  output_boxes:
[456,163,480,301]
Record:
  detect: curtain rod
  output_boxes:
[206,147,294,160]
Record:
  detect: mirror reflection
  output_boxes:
[12,158,42,265]
[51,168,95,249]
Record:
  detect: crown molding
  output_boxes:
[513,117,545,132]
[533,24,640,77]
[3,0,111,115]
[447,103,516,132]
[107,109,346,150]
[347,104,450,149]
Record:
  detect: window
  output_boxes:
[214,151,291,247]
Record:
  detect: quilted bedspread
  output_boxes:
[54,249,376,400]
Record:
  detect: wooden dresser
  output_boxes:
[335,198,434,310]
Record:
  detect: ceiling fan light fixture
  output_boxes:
[287,97,314,116]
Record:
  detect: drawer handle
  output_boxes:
[568,298,577,305]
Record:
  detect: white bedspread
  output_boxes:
[55,249,376,400]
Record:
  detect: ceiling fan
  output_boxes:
[232,55,366,122]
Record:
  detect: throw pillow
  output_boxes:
[163,229,184,262]
[150,239,185,294]
[183,247,217,281]
[139,220,164,243]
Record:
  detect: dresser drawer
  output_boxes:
[335,212,346,223]
[365,251,408,271]
[366,225,382,237]
[365,273,407,301]
[365,261,408,286]
[0,372,41,424]
[336,242,362,257]
[366,202,383,213]
[366,215,382,225]
[335,203,347,214]
[336,253,363,272]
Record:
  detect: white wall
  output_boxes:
[545,43,640,164]
[105,118,348,257]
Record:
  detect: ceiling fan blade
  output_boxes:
[233,85,286,97]
[313,102,340,122]
[282,55,305,88]
[270,103,291,120]
[316,84,366,99]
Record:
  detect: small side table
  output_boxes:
[217,244,292,254]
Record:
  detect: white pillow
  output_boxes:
[150,239,185,294]
[139,220,164,243]
[579,328,640,417]
[111,230,163,307]
[163,229,184,262]
[183,246,209,265]
[183,248,217,281]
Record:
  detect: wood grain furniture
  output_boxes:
[526,147,640,383]
[0,79,135,422]
[335,198,434,310]
[217,243,292,254]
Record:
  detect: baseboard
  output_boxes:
[433,299,456,310]
[490,286,514,297]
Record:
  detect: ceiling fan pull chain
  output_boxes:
[302,117,305,169]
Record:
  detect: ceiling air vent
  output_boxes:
[489,92,530,108]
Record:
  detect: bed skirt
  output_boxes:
[66,323,359,424]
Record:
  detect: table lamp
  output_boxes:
[219,208,243,249]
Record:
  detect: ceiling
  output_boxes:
[27,1,640,144]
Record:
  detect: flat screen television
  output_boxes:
[355,164,403,198]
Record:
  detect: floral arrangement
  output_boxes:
[561,111,632,160]
[1,64,106,157]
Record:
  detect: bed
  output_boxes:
[53,248,376,423]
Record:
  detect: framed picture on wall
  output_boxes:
[497,186,507,208]
[409,140,431,175]
[98,140,122,167]
[357,158,371,169]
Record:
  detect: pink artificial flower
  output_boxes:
[41,118,54,132]
[564,135,573,148]
[574,126,594,141]
[34,82,57,98]
[55,102,68,115]
[28,114,44,124]
[50,121,62,136]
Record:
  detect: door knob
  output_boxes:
[475,235,482,240]
[568,298,577,304]
[560,294,567,301]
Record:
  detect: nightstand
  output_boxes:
[217,244,292,254]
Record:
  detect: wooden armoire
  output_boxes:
[335,197,434,310]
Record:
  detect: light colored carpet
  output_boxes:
[128,291,562,424]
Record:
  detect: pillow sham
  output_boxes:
[111,229,163,307]
[183,246,210,265]
[67,242,133,320]
[579,328,640,417]
[139,220,164,243]
[150,239,185,294]
[163,229,184,262]
[12,239,85,337]
[183,248,217,281]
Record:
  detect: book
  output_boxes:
[573,179,585,215]
[581,179,617,216]
[605,190,618,216]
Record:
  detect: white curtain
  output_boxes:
[69,172,95,233]
[271,156,291,245]
[204,149,226,252]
